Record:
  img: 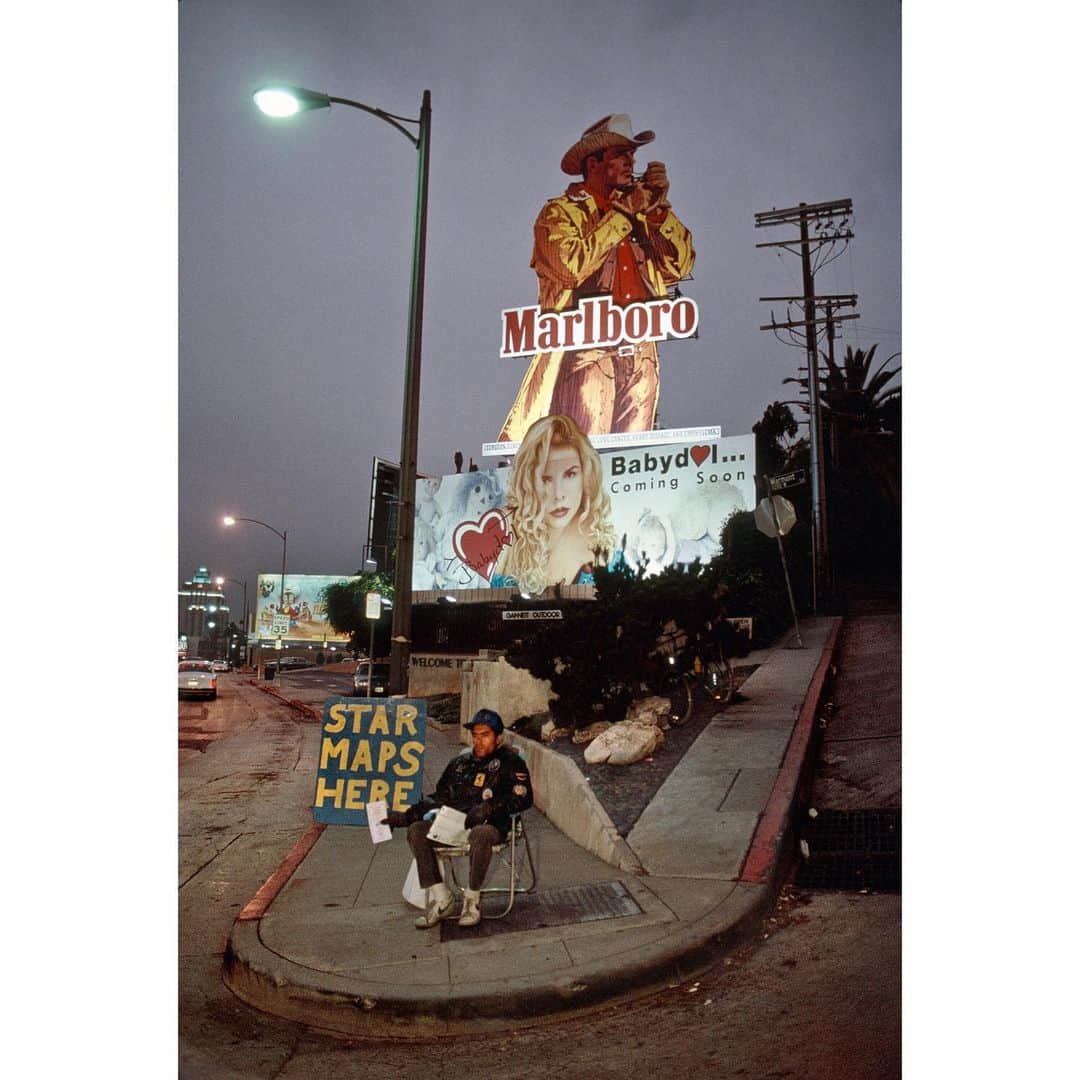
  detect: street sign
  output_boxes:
[770,469,806,491]
[365,592,382,620]
[271,614,289,637]
[755,495,797,538]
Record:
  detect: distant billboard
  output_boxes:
[413,427,754,594]
[254,574,358,642]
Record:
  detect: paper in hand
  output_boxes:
[366,799,392,844]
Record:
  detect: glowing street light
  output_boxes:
[222,515,287,614]
[252,85,331,118]
[252,81,431,696]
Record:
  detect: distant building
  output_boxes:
[178,566,231,658]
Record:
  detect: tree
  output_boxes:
[752,401,812,573]
[821,344,901,439]
[753,400,802,481]
[820,344,901,586]
[322,571,395,658]
[821,344,901,511]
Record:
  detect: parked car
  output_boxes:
[179,659,217,700]
[210,659,231,673]
[264,655,313,677]
[279,656,313,671]
[352,661,391,697]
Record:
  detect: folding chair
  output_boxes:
[434,812,537,919]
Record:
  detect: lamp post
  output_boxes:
[253,83,430,696]
[216,576,249,667]
[222,516,288,657]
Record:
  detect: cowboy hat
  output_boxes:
[560,114,655,176]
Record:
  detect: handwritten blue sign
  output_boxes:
[312,697,427,825]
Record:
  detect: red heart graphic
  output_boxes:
[453,510,512,581]
[690,445,710,466]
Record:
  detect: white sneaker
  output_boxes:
[414,884,455,929]
[459,888,482,927]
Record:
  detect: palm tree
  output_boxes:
[820,344,900,508]
[782,343,901,586]
[821,343,900,439]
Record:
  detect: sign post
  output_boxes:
[756,478,803,648]
[365,592,381,668]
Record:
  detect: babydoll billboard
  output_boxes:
[497,114,696,443]
[412,418,754,596]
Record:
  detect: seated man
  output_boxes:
[381,708,533,928]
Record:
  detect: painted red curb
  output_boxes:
[248,680,321,721]
[237,822,327,921]
[739,618,843,884]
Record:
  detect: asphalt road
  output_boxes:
[179,630,900,1079]
[265,666,356,697]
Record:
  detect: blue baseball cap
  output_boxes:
[465,708,504,735]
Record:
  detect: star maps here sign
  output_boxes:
[312,698,427,825]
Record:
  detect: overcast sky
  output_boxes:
[179,0,900,602]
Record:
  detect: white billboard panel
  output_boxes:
[412,432,754,594]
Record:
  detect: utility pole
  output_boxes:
[755,198,856,611]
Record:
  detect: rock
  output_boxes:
[572,721,612,745]
[584,720,660,766]
[512,711,550,741]
[541,719,572,742]
[625,695,673,730]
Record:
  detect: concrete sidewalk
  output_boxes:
[223,617,841,1037]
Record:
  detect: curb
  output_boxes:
[739,618,843,886]
[222,877,774,1038]
[247,679,322,722]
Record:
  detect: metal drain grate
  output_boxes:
[440,880,642,941]
[795,809,900,892]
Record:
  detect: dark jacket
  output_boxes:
[406,744,533,837]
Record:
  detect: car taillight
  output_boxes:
[210,678,217,688]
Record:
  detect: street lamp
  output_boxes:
[253,82,431,697]
[222,515,287,617]
[216,575,249,666]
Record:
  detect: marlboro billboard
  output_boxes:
[497,113,697,444]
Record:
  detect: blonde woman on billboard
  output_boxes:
[493,414,616,594]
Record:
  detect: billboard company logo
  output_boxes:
[451,509,512,582]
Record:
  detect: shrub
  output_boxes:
[503,514,809,730]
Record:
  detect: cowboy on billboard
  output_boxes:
[498,114,696,442]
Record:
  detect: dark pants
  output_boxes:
[407,820,503,891]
